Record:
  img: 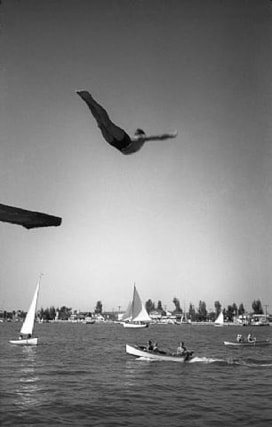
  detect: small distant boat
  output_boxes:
[214,311,225,327]
[224,339,270,347]
[122,284,151,328]
[84,316,96,324]
[9,276,41,345]
[126,344,194,362]
[176,312,191,325]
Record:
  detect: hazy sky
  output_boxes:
[1,0,271,313]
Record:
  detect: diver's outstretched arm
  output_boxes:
[131,130,178,142]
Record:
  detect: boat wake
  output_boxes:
[233,359,272,368]
[189,356,272,367]
[137,356,156,361]
[188,356,224,364]
[133,355,272,367]
[133,356,272,368]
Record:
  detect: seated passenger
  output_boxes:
[147,340,154,351]
[153,342,159,352]
[177,341,187,355]
[237,334,243,343]
[247,333,255,342]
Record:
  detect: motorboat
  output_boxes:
[126,344,194,362]
[224,339,270,347]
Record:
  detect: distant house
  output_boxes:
[149,310,162,321]
[233,314,250,325]
[117,312,125,321]
[250,314,270,326]
[94,313,105,322]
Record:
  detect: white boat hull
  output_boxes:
[224,339,270,347]
[126,344,194,362]
[123,322,148,328]
[9,337,38,346]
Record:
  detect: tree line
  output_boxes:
[145,297,265,322]
[39,297,265,322]
[1,297,266,322]
[39,300,103,321]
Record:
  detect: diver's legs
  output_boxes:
[76,91,111,127]
[76,91,133,153]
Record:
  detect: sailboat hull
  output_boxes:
[123,322,148,328]
[9,337,38,345]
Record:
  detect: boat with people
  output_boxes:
[9,275,42,345]
[122,284,151,328]
[224,333,270,347]
[224,340,270,347]
[84,316,96,324]
[126,341,194,362]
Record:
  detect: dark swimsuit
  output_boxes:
[109,132,131,151]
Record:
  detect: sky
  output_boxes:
[0,0,271,314]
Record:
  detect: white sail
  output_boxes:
[122,301,132,321]
[20,279,40,336]
[214,311,224,326]
[131,285,151,322]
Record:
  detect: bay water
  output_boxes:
[1,321,272,426]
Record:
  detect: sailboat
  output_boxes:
[123,284,151,328]
[10,275,42,345]
[176,312,191,325]
[176,303,191,325]
[214,311,224,327]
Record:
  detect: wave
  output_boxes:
[189,356,224,364]
[189,356,272,367]
[133,355,272,367]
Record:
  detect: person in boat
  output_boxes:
[153,342,159,352]
[146,340,154,351]
[176,342,193,360]
[177,341,187,355]
[19,333,31,340]
[247,333,255,342]
[237,334,244,343]
[76,91,178,155]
